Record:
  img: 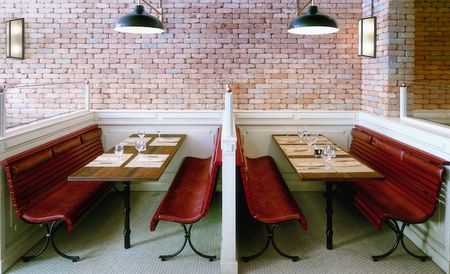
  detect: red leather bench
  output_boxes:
[236,128,308,262]
[341,125,449,261]
[3,125,111,262]
[150,128,222,261]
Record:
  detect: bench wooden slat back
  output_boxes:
[203,127,222,214]
[350,126,448,215]
[3,125,103,217]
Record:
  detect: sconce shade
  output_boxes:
[358,16,376,57]
[288,6,339,35]
[6,18,24,59]
[114,5,164,34]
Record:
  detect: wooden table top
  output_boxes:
[272,134,383,181]
[68,134,186,182]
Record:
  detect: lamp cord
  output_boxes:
[371,0,374,17]
[296,0,314,16]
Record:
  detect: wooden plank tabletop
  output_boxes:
[68,134,186,182]
[272,134,383,181]
[272,135,350,158]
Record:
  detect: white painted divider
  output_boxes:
[220,90,238,274]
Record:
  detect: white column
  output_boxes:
[0,88,6,137]
[399,84,407,118]
[220,91,238,274]
[84,80,90,111]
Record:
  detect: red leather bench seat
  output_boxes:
[151,157,213,227]
[243,156,308,230]
[346,125,448,230]
[21,181,109,230]
[352,180,430,228]
[4,125,111,232]
[150,128,221,231]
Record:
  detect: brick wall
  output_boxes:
[1,0,362,113]
[4,83,85,128]
[361,0,415,117]
[413,0,450,110]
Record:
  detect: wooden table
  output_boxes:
[69,134,186,249]
[272,134,383,250]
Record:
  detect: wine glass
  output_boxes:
[156,128,162,140]
[114,143,124,161]
[135,139,146,155]
[297,126,309,143]
[138,130,145,140]
[304,132,318,151]
[311,132,319,147]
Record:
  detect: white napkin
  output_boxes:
[125,154,169,168]
[86,153,133,167]
[121,137,152,146]
[149,137,180,147]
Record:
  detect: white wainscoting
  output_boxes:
[358,112,450,273]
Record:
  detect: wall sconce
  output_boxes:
[114,0,164,34]
[6,18,24,59]
[358,0,376,58]
[358,17,376,57]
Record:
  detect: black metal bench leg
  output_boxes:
[22,221,79,262]
[400,224,429,262]
[159,224,216,261]
[21,227,51,262]
[372,220,401,262]
[373,221,428,262]
[241,226,271,262]
[186,224,216,261]
[242,225,299,262]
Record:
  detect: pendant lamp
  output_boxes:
[114,0,164,34]
[288,0,339,35]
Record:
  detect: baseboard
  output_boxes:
[405,226,449,273]
[1,226,44,273]
[220,260,238,274]
[287,181,325,192]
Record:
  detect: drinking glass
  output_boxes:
[135,139,146,155]
[115,143,124,161]
[326,145,336,158]
[138,130,145,140]
[320,147,332,169]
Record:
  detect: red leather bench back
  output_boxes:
[3,125,104,217]
[203,127,223,213]
[235,127,248,182]
[350,125,449,214]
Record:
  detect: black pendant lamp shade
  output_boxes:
[288,5,339,35]
[114,4,164,34]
